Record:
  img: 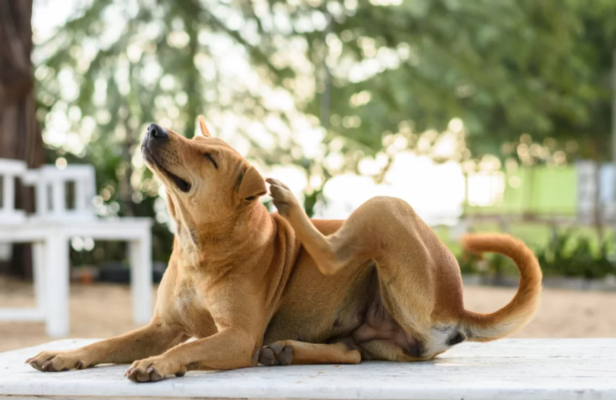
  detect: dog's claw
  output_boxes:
[42,360,54,372]
[27,350,90,372]
[126,358,183,383]
[150,370,163,382]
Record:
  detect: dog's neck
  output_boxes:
[173,203,274,269]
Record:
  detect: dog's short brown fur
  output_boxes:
[27,117,542,382]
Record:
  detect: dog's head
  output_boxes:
[141,116,267,226]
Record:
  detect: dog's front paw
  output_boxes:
[26,350,90,372]
[125,356,185,383]
[259,343,293,366]
[266,178,300,217]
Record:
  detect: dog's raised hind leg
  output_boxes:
[267,178,354,275]
[267,178,388,275]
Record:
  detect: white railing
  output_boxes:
[0,159,27,224]
[23,165,97,221]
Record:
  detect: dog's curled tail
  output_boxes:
[460,233,542,342]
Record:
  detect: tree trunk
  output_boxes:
[0,0,45,278]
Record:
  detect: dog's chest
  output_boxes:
[161,274,216,337]
[174,287,206,315]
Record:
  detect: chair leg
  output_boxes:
[129,233,152,325]
[32,242,46,316]
[45,233,69,337]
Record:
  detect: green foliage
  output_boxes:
[454,228,616,280]
[325,0,616,161]
[536,229,616,279]
[35,0,352,235]
[456,251,519,277]
[457,251,481,275]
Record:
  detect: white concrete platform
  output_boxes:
[1,339,615,400]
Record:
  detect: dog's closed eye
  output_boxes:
[204,153,218,169]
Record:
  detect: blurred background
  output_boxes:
[1,0,616,352]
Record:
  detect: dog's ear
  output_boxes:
[197,115,212,137]
[238,166,266,202]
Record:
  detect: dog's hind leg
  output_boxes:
[27,322,188,372]
[267,179,437,282]
[267,178,376,276]
[267,179,436,280]
[259,340,361,366]
[267,179,464,359]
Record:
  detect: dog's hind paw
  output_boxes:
[259,343,293,366]
[266,178,300,217]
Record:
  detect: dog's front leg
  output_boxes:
[125,326,259,382]
[27,321,187,372]
[126,287,264,383]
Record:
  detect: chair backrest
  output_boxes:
[0,158,27,224]
[23,164,97,221]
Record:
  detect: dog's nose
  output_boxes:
[148,124,168,139]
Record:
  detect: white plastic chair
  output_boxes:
[0,159,45,325]
[0,160,153,337]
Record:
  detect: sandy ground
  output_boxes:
[1,278,615,353]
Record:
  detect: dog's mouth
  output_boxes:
[142,146,192,193]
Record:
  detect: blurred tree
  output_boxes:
[32,0,616,264]
[0,0,44,278]
[315,0,615,159]
[306,0,615,233]
[33,0,355,230]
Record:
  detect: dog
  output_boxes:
[26,117,542,382]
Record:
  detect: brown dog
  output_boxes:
[26,117,542,382]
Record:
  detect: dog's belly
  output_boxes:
[263,248,419,355]
[263,248,436,360]
[264,250,374,344]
